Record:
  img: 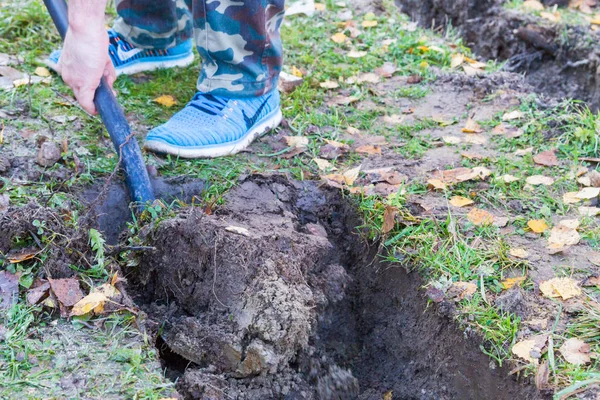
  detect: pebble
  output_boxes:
[36,141,61,167]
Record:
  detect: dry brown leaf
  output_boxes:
[71,292,108,316]
[502,275,527,289]
[355,145,381,155]
[533,150,559,167]
[512,335,548,363]
[34,67,51,77]
[48,278,83,307]
[448,281,477,300]
[575,187,600,200]
[579,206,600,217]
[548,225,580,246]
[331,32,347,43]
[374,62,397,78]
[515,147,534,156]
[527,219,548,233]
[319,80,339,89]
[327,95,359,106]
[449,196,474,207]
[498,174,520,183]
[451,53,465,69]
[540,11,560,21]
[539,277,581,300]
[502,110,525,121]
[284,136,309,148]
[278,71,303,93]
[509,249,529,259]
[559,338,591,365]
[382,205,397,234]
[442,136,462,145]
[526,175,554,186]
[427,179,446,190]
[559,219,580,229]
[523,0,545,10]
[313,158,336,171]
[536,362,550,391]
[461,152,485,160]
[7,247,39,263]
[153,95,177,107]
[563,191,582,204]
[467,208,494,226]
[462,118,483,134]
[382,114,404,125]
[463,135,487,145]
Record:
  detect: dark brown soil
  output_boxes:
[128,175,541,400]
[394,0,600,109]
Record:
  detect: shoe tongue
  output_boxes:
[193,93,227,108]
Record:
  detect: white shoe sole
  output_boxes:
[45,52,195,76]
[143,109,283,159]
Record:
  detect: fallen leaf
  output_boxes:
[451,53,465,69]
[447,281,477,301]
[527,219,548,233]
[512,335,548,363]
[588,252,600,267]
[93,283,120,299]
[313,158,336,171]
[356,72,380,84]
[509,249,529,259]
[327,95,359,106]
[559,219,580,229]
[361,20,378,28]
[449,196,474,207]
[467,208,494,226]
[378,170,406,185]
[461,152,485,160]
[71,292,108,316]
[382,206,397,234]
[575,187,600,200]
[443,136,462,144]
[523,0,545,11]
[153,95,177,107]
[493,216,510,228]
[533,150,559,167]
[427,179,447,190]
[536,362,550,391]
[526,175,554,186]
[540,11,560,21]
[284,136,309,148]
[34,66,51,77]
[374,62,397,78]
[346,126,360,135]
[539,277,581,300]
[347,50,367,58]
[563,191,582,204]
[342,166,361,185]
[225,226,251,237]
[331,32,347,43]
[382,114,404,125]
[578,176,592,187]
[320,80,340,89]
[355,145,381,155]
[579,206,600,217]
[26,282,50,306]
[462,118,483,133]
[559,338,591,365]
[0,271,19,310]
[48,278,83,307]
[548,225,580,246]
[498,174,519,183]
[463,135,487,145]
[502,275,527,288]
[278,71,303,93]
[502,110,524,121]
[515,147,534,156]
[7,247,39,263]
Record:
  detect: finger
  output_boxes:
[104,62,117,91]
[75,87,97,115]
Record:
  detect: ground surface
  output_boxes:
[1,0,600,399]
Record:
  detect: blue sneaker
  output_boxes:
[46,29,195,76]
[144,90,282,158]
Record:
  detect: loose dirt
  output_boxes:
[395,0,600,109]
[127,175,539,399]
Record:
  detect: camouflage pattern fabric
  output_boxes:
[113,0,285,97]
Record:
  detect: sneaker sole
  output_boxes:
[45,52,195,76]
[144,108,283,159]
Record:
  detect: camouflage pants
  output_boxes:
[113,0,285,97]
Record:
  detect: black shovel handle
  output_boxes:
[44,0,155,205]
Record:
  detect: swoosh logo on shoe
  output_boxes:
[117,46,143,61]
[242,95,271,130]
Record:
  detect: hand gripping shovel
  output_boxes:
[43,0,155,205]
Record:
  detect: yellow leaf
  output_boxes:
[153,95,177,107]
[71,292,108,316]
[451,53,465,69]
[284,136,309,148]
[427,178,446,190]
[502,110,524,121]
[527,219,548,233]
[502,275,527,289]
[449,196,474,207]
[314,2,326,11]
[361,20,378,28]
[331,32,347,43]
[383,391,393,400]
[467,208,494,226]
[93,283,120,299]
[539,277,581,300]
[355,145,381,155]
[461,118,483,133]
[313,158,336,171]
[512,339,539,363]
[291,65,303,77]
[563,191,581,204]
[343,166,361,185]
[523,0,545,11]
[35,66,51,77]
[509,249,529,259]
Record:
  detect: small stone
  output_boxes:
[36,141,61,167]
[0,154,9,173]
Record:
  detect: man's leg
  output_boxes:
[144,0,286,158]
[193,0,286,97]
[113,0,193,49]
[46,0,196,75]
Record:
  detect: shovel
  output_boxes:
[43,0,155,205]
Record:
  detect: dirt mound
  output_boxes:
[395,0,600,109]
[129,175,540,399]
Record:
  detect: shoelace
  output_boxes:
[188,93,228,116]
